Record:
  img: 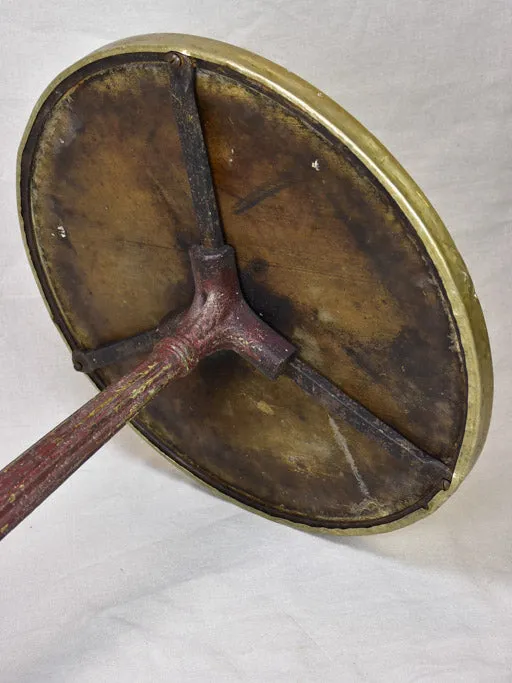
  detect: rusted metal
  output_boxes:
[1,339,189,540]
[72,330,156,372]
[0,245,295,540]
[286,358,452,481]
[71,316,452,482]
[166,52,224,249]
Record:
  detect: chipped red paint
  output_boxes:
[0,246,295,540]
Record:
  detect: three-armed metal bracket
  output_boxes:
[0,53,451,540]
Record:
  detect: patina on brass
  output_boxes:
[7,34,492,534]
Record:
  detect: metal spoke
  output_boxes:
[285,357,452,481]
[166,52,225,249]
[72,330,157,373]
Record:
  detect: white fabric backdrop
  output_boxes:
[0,1,510,681]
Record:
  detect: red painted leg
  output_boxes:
[0,245,295,540]
[0,337,198,540]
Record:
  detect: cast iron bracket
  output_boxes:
[0,51,452,542]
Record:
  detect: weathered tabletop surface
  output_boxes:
[23,54,466,529]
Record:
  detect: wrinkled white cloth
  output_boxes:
[0,1,511,681]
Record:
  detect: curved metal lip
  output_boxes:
[17,33,493,535]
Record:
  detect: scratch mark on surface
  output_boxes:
[113,237,175,252]
[233,175,294,215]
[145,168,182,227]
[328,415,370,498]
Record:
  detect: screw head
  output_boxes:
[166,52,182,66]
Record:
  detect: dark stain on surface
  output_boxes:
[246,257,269,276]
[239,268,295,338]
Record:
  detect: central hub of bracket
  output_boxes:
[156,244,296,379]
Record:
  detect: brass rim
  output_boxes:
[17,33,493,534]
